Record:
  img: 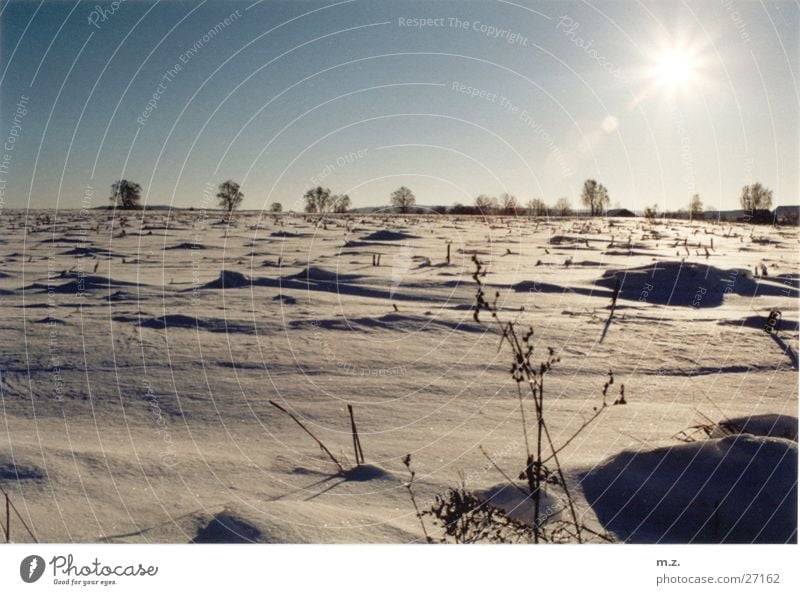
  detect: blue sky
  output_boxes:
[1,0,797,211]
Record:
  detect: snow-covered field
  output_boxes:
[0,209,797,543]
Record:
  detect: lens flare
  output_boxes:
[655,47,697,88]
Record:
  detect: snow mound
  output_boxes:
[548,235,585,245]
[270,230,305,238]
[163,242,208,250]
[272,294,297,305]
[176,499,421,544]
[717,414,798,441]
[595,261,799,307]
[290,313,486,333]
[0,455,45,481]
[473,483,559,527]
[341,464,395,482]
[104,290,140,302]
[137,314,257,335]
[289,267,360,284]
[717,315,799,333]
[60,246,120,258]
[199,270,251,289]
[38,237,85,245]
[138,314,199,329]
[359,230,419,242]
[34,316,66,325]
[511,280,572,294]
[191,509,263,543]
[26,275,142,294]
[581,435,797,543]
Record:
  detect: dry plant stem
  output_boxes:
[473,255,588,543]
[542,405,606,466]
[406,484,430,543]
[0,487,38,543]
[580,524,615,543]
[494,314,582,542]
[515,383,532,460]
[537,414,582,542]
[478,446,529,498]
[402,456,432,543]
[348,404,365,465]
[522,340,583,543]
[536,369,544,541]
[268,400,344,473]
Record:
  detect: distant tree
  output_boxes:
[390,186,416,213]
[689,194,703,220]
[217,180,244,213]
[270,202,282,213]
[580,179,610,216]
[644,203,659,223]
[527,198,548,217]
[580,179,597,215]
[474,194,498,215]
[553,197,572,217]
[598,184,610,215]
[109,179,142,209]
[332,194,351,213]
[304,186,333,213]
[740,183,773,211]
[500,193,519,215]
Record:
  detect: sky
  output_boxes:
[0,0,797,212]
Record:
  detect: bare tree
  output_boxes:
[527,198,547,217]
[580,179,610,216]
[474,194,497,215]
[269,202,282,213]
[217,180,244,213]
[304,186,332,213]
[689,194,703,220]
[109,179,142,209]
[332,194,351,213]
[740,183,773,211]
[500,193,519,215]
[598,184,610,215]
[580,179,597,215]
[391,186,416,213]
[553,197,572,217]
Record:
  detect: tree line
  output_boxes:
[107,177,778,220]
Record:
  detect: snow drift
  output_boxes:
[581,434,797,543]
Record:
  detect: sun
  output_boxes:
[628,38,711,108]
[653,46,698,90]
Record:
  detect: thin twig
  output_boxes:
[478,446,529,497]
[542,405,606,466]
[269,400,344,473]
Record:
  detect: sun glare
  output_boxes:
[629,37,711,108]
[655,47,697,89]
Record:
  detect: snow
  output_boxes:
[0,210,796,543]
[580,434,797,543]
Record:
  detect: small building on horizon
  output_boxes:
[736,209,774,224]
[774,205,800,225]
[606,208,636,218]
